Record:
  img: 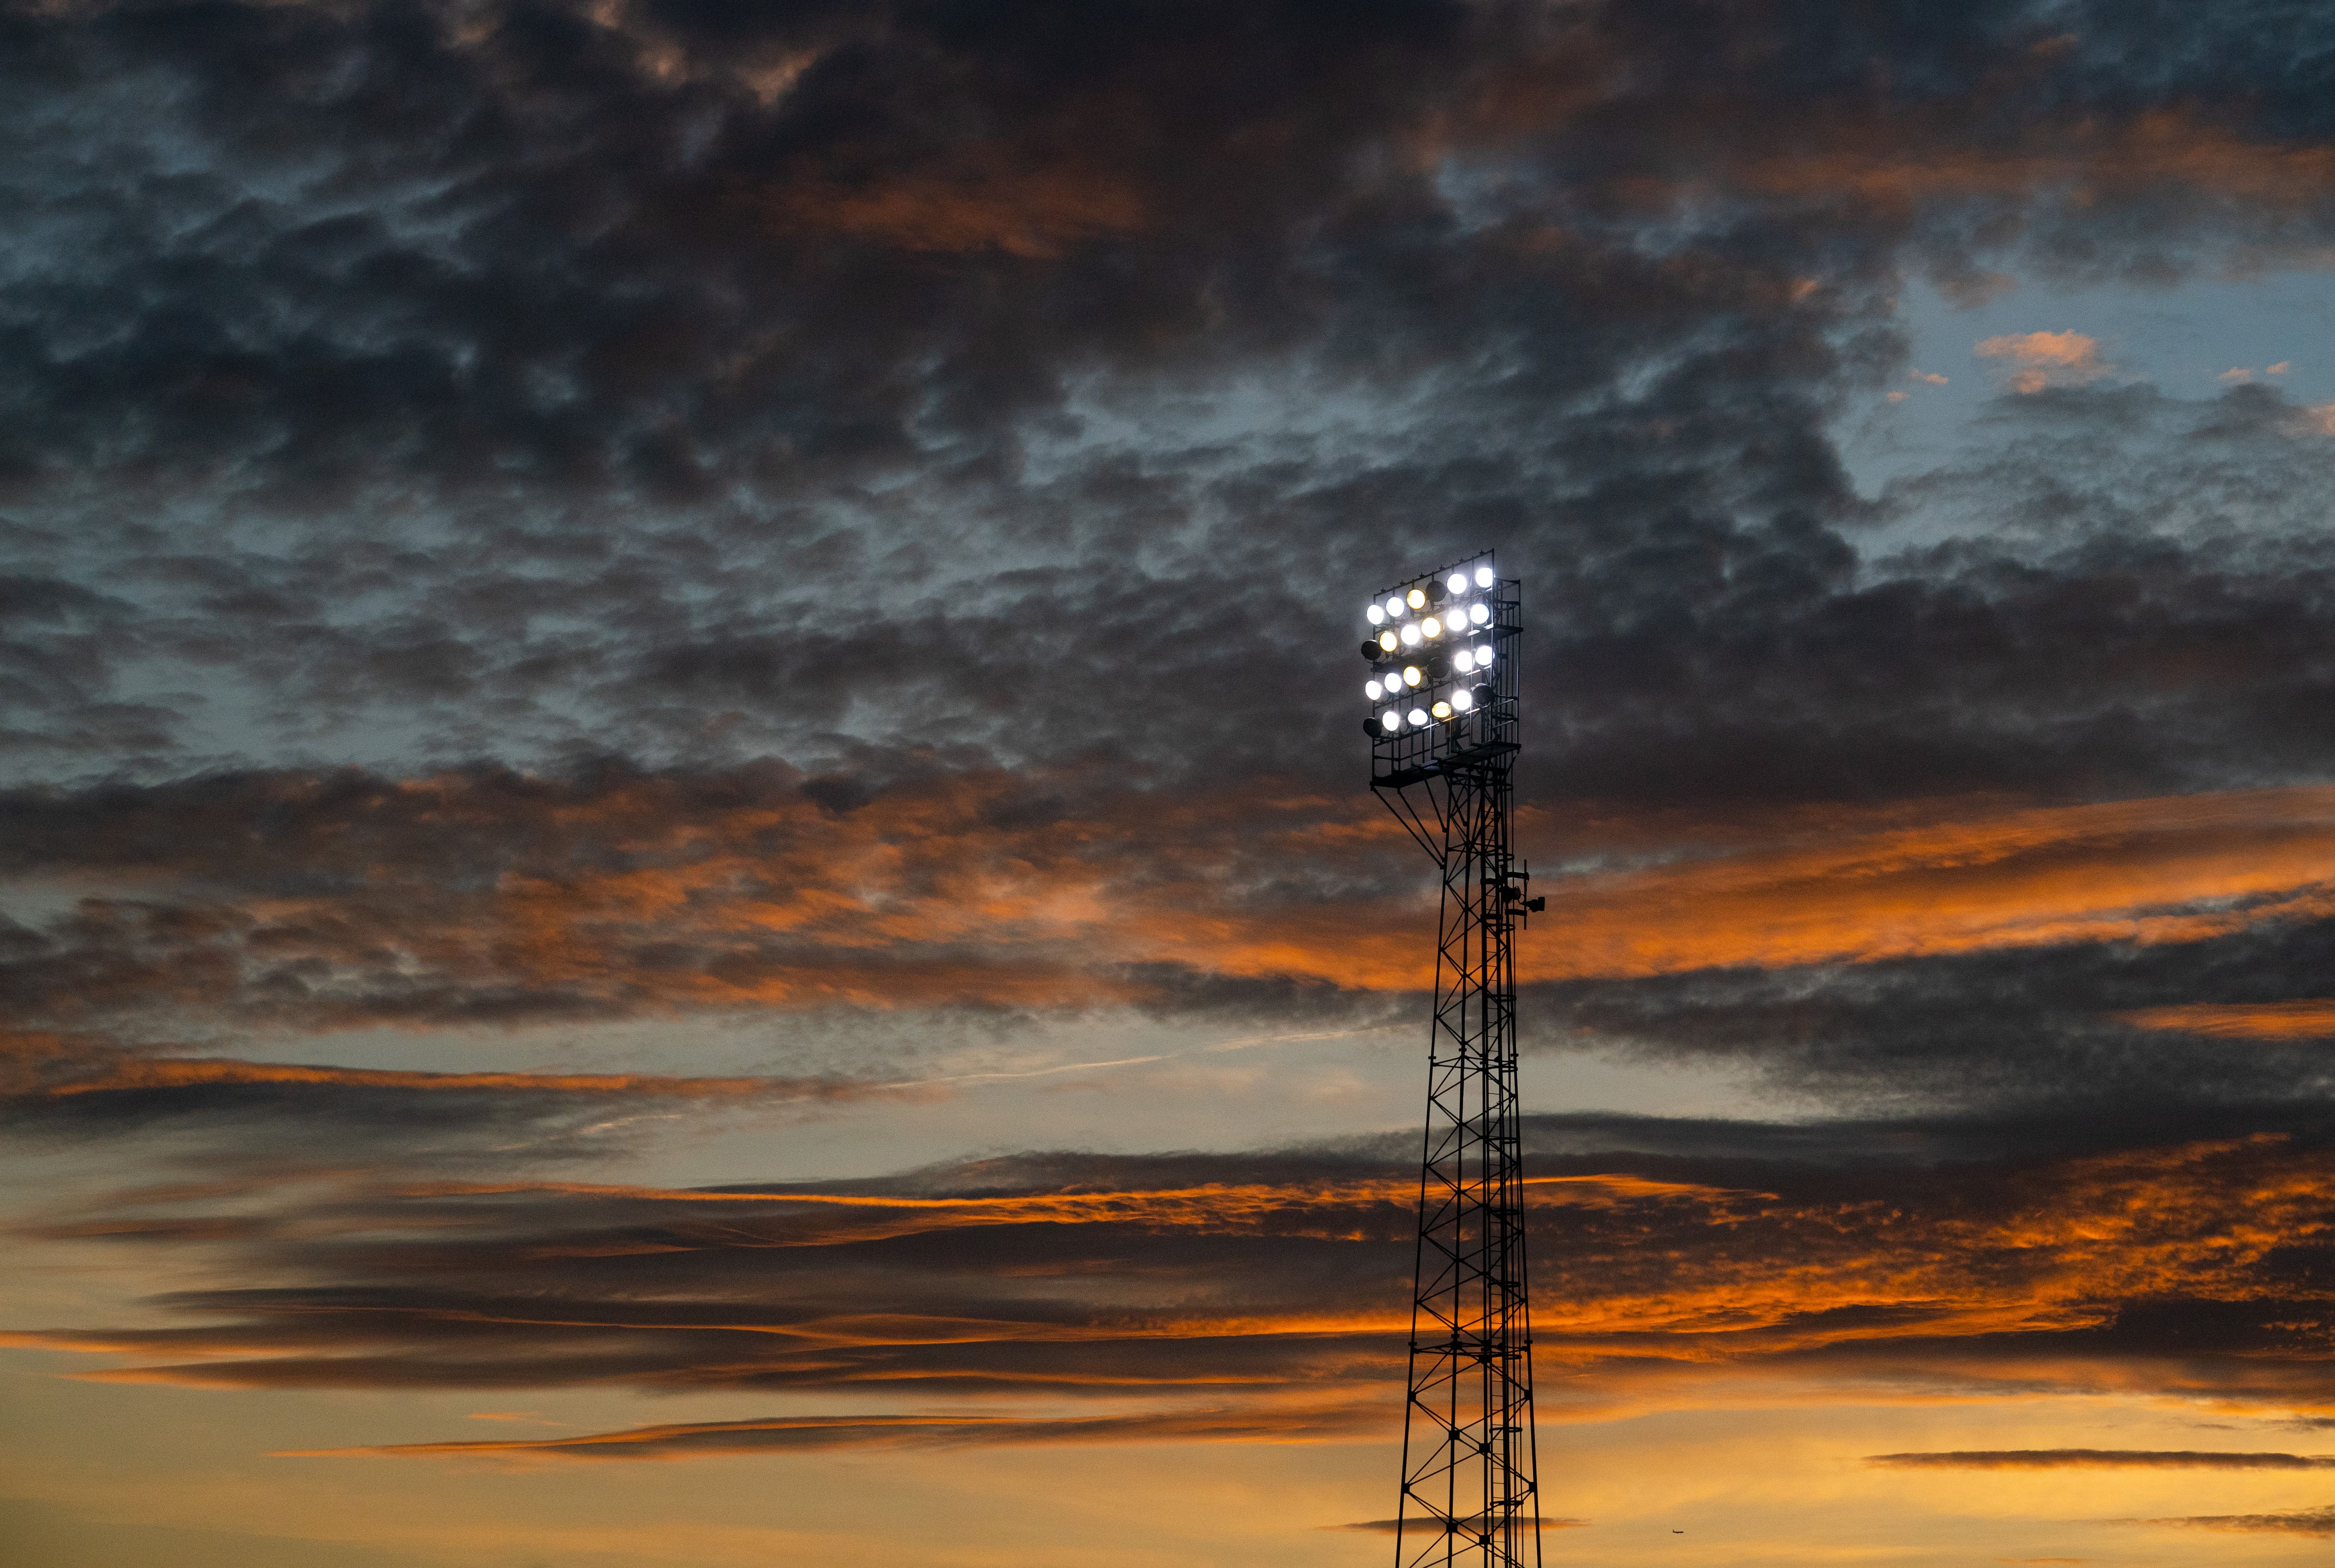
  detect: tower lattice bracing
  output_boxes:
[1361,556,1538,1568]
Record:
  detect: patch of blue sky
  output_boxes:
[1839,265,2335,524]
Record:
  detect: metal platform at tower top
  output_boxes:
[1361,553,1540,1568]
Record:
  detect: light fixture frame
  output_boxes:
[1362,552,1519,788]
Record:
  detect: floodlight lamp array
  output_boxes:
[1356,554,1515,768]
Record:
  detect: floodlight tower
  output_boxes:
[1357,554,1543,1568]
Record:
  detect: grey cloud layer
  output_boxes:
[7,0,2335,803]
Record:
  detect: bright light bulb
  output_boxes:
[1452,688,1474,711]
[1366,604,1385,625]
[1474,643,1494,664]
[1446,572,1468,594]
[1454,649,1475,672]
[1365,679,1383,700]
[1430,700,1452,720]
[1385,596,1405,619]
[1421,617,1442,638]
[1469,602,1490,625]
[1406,588,1426,610]
[1378,629,1399,652]
[1408,707,1428,728]
[1403,664,1422,686]
[1400,623,1422,647]
[1474,565,1494,588]
[1381,711,1401,733]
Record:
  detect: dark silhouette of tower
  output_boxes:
[1358,555,1540,1568]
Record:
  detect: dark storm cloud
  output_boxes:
[0,567,178,763]
[6,0,2335,795]
[1523,383,2335,815]
[6,0,2324,495]
[2,0,1484,494]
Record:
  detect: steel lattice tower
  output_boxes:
[1358,555,1541,1568]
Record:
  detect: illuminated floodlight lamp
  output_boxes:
[1359,553,1510,770]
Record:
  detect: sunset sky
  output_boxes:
[9,2,2335,1564]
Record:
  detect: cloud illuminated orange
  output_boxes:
[31,775,2335,1040]
[1870,1449,2335,1469]
[2118,1000,2335,1040]
[36,1059,880,1101]
[1975,330,2111,393]
[12,1131,2335,1421]
[277,1402,1385,1461]
[1512,784,2335,983]
[1336,1517,1589,1534]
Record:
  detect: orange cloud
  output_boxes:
[1335,1517,1589,1534]
[421,1169,1756,1212]
[2119,1000,2335,1040]
[1870,1449,2335,1469]
[430,778,2335,992]
[1975,329,2110,392]
[1515,784,2335,982]
[1712,107,2335,217]
[36,1059,877,1101]
[31,772,2335,1030]
[768,164,1148,258]
[1430,35,2335,221]
[277,1402,1385,1460]
[16,1131,2335,1412]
